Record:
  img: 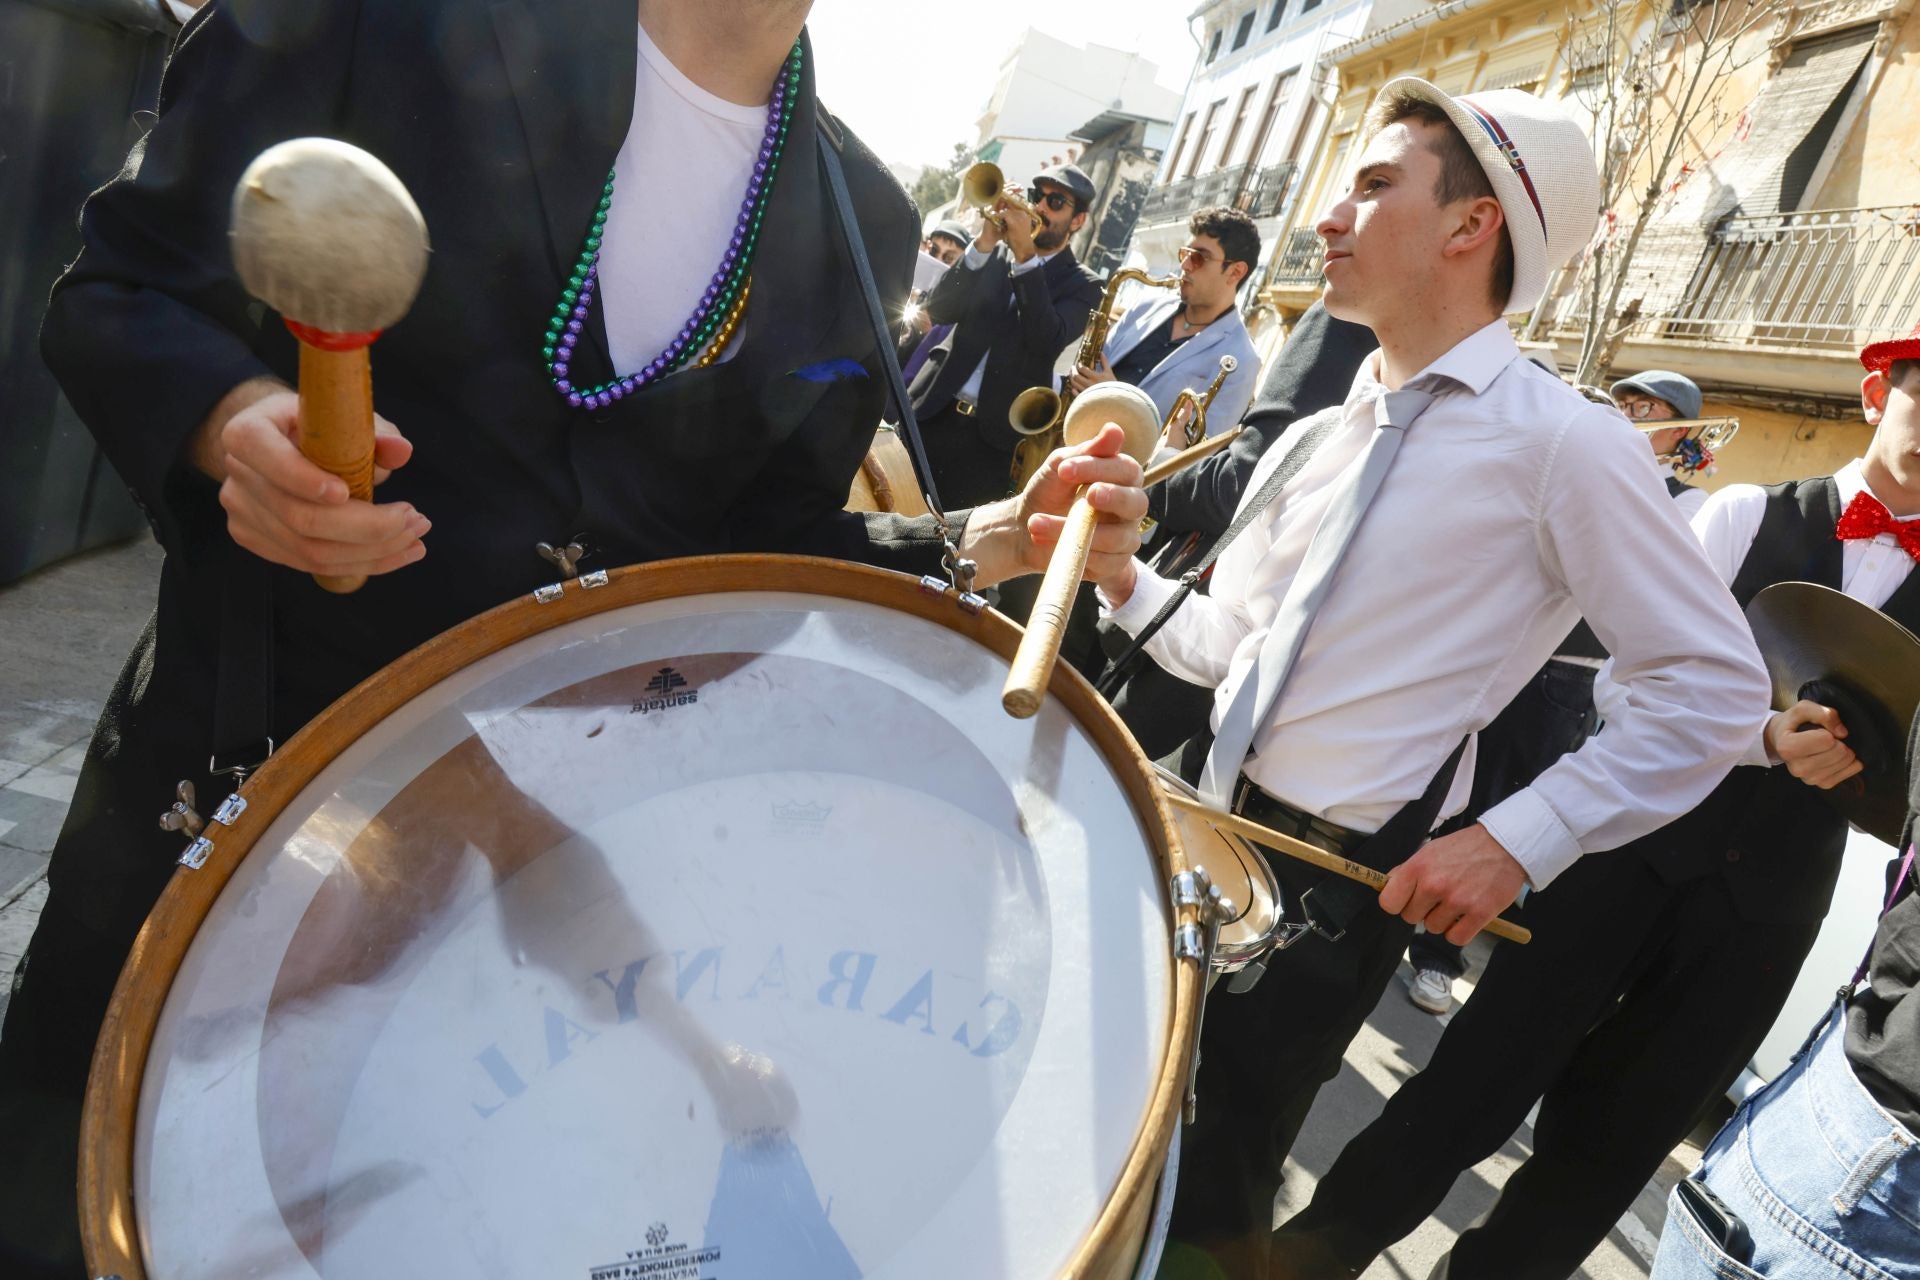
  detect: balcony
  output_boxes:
[1657,206,1920,352]
[1272,226,1325,286]
[1135,162,1304,228]
[1548,205,1920,354]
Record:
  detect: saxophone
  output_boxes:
[1007,267,1179,493]
[1163,356,1238,450]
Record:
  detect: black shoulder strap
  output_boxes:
[1095,407,1343,697]
[817,131,950,524]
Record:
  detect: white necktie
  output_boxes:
[1198,385,1438,806]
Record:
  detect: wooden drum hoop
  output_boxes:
[82,555,1201,1280]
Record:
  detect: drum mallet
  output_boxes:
[1162,791,1533,945]
[1002,382,1164,718]
[231,138,430,595]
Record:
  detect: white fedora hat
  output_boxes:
[1373,78,1601,315]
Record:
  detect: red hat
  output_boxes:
[1861,322,1920,373]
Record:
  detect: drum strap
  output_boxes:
[1095,408,1341,700]
[817,135,973,594]
[209,537,276,781]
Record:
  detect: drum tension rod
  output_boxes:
[1172,866,1236,1124]
[917,574,988,616]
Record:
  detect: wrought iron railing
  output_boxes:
[1135,161,1303,228]
[1138,175,1198,224]
[1549,205,1920,353]
[1239,162,1300,219]
[1272,225,1324,285]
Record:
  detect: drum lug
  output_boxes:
[157,780,204,838]
[1171,867,1235,1124]
[916,574,988,616]
[533,583,565,603]
[580,569,610,589]
[178,836,215,870]
[212,793,248,826]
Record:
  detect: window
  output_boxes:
[1682,26,1874,218]
[1302,0,1321,11]
[1188,99,1226,177]
[1206,30,1223,63]
[1166,112,1197,182]
[1232,10,1256,50]
[1266,0,1287,31]
[1217,85,1260,170]
[1244,71,1296,172]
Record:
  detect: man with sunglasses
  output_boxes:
[907,164,1105,507]
[1068,206,1261,442]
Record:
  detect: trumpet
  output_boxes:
[961,162,1043,237]
[1640,416,1739,475]
[1164,356,1238,450]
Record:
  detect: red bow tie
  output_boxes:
[1836,490,1920,562]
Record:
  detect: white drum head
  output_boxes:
[129,586,1173,1279]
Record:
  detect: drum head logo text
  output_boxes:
[632,667,699,714]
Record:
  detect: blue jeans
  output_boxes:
[1652,1008,1920,1279]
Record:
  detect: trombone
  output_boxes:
[1640,416,1739,476]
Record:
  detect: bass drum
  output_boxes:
[82,556,1199,1280]
[845,427,930,517]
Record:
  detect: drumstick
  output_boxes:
[1161,791,1533,945]
[1003,383,1163,718]
[1139,424,1243,488]
[231,138,430,594]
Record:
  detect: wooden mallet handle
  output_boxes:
[1002,492,1101,717]
[290,323,379,593]
[1001,382,1163,718]
[1163,792,1532,945]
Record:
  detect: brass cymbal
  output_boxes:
[1746,582,1920,844]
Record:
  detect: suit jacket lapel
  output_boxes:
[1105,297,1176,367]
[492,0,634,374]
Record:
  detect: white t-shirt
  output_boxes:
[600,23,763,374]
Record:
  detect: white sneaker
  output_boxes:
[1406,964,1453,1014]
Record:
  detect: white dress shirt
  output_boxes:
[1659,459,1917,769]
[1104,320,1770,889]
[955,244,1059,403]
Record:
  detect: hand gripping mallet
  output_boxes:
[230,138,430,594]
[1002,381,1164,718]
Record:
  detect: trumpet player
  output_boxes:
[907,164,1104,507]
[1068,207,1263,439]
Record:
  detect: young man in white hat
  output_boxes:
[1097,80,1772,1276]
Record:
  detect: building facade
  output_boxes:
[1257,0,1920,489]
[1125,0,1421,311]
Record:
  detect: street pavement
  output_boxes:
[0,535,1677,1277]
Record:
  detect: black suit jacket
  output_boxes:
[908,243,1102,453]
[41,0,939,737]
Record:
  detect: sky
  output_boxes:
[805,0,1200,172]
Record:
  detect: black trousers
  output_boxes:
[1410,659,1600,984]
[1166,850,1419,1271]
[0,615,208,1280]
[1271,850,1822,1280]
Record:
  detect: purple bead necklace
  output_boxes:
[545,42,802,409]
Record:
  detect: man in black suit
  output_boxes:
[0,3,1147,1275]
[908,163,1106,507]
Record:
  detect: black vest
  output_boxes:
[1637,477,1920,923]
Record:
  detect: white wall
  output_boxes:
[977,29,1184,154]
[1159,0,1372,184]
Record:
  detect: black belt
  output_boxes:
[1231,777,1368,857]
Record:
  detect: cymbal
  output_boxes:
[1746,582,1920,844]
